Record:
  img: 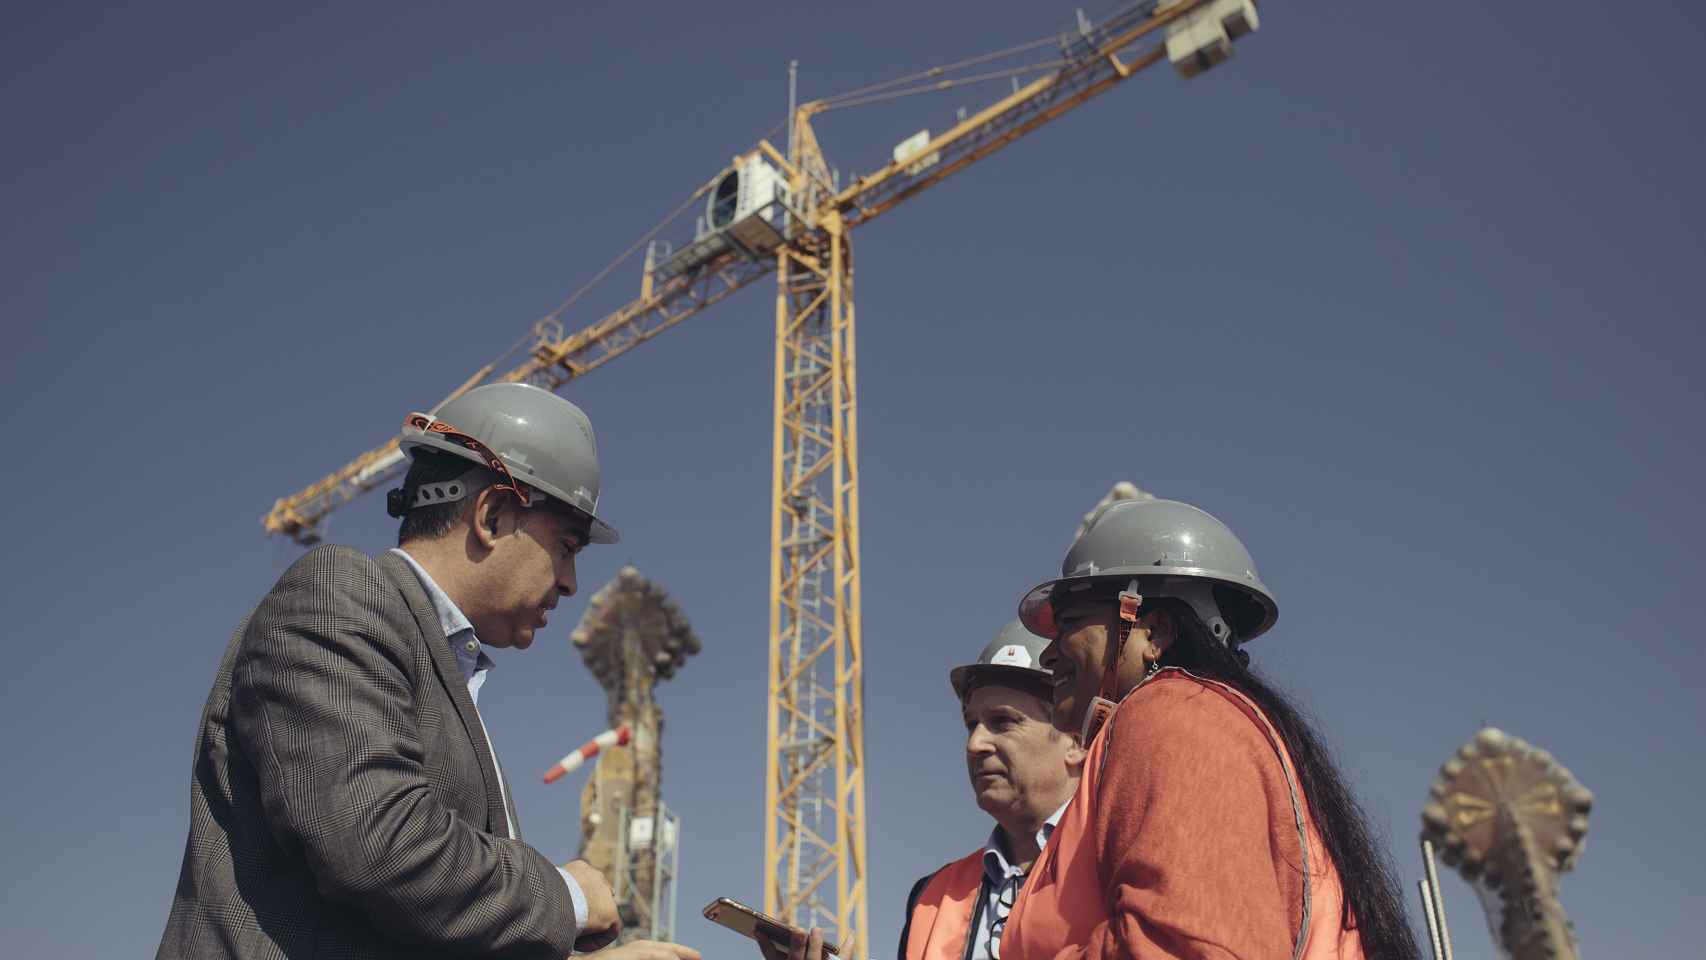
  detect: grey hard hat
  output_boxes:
[949,620,1053,702]
[397,382,619,544]
[1017,498,1275,645]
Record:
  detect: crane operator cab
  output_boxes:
[652,153,789,282]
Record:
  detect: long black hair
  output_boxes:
[1151,597,1421,960]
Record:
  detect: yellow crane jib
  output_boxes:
[261,0,1253,546]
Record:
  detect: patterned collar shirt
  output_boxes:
[972,800,1070,960]
[389,548,588,924]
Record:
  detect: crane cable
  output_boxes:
[469,117,791,385]
[815,33,1062,107]
[541,181,715,326]
[477,29,1084,385]
[818,58,1072,112]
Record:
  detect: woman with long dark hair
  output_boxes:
[999,498,1420,960]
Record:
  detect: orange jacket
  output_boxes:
[902,852,987,960]
[1002,670,1364,960]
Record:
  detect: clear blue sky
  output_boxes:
[2,1,1701,956]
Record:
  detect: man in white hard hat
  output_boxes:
[895,622,1086,960]
[159,383,695,960]
[760,624,1084,960]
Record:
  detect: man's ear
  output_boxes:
[470,488,511,549]
[1064,739,1089,771]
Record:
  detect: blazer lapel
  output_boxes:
[376,551,508,836]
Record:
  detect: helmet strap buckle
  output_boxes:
[1081,588,1144,744]
[1079,695,1117,745]
[1117,590,1142,626]
[1102,589,1143,698]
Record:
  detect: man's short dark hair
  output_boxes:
[396,451,495,546]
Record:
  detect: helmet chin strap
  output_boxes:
[1078,582,1144,744]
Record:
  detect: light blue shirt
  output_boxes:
[390,548,588,929]
[971,801,1069,960]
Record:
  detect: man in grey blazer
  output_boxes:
[159,384,693,960]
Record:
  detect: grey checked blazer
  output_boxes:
[157,546,580,959]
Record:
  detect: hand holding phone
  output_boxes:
[703,898,839,959]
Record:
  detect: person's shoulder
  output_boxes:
[1109,671,1274,758]
[269,544,392,591]
[281,543,382,577]
[937,847,986,877]
[906,870,935,905]
[245,545,421,660]
[262,544,409,617]
[913,848,984,895]
[1118,670,1249,722]
[899,857,970,960]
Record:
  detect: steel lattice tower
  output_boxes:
[762,116,868,960]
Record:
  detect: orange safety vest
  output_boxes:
[1002,670,1364,960]
[904,851,988,960]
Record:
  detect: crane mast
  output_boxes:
[764,112,866,948]
[259,2,1259,955]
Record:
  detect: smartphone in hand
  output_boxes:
[703,898,841,957]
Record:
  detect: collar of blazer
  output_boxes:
[376,550,509,837]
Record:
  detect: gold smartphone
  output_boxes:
[703,898,841,957]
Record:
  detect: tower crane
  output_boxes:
[262,2,1261,955]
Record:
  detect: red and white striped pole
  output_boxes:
[542,724,632,784]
